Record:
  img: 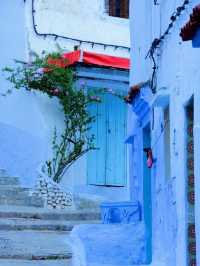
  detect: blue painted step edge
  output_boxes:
[100,201,142,224]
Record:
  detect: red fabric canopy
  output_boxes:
[47,50,130,70]
[47,50,81,68]
[83,51,130,69]
[62,50,81,66]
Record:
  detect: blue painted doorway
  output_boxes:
[87,90,127,186]
[143,124,152,263]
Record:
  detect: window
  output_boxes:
[105,0,129,19]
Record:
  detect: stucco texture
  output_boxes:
[71,222,147,266]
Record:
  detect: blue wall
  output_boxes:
[0,122,46,187]
[0,1,26,68]
[0,1,47,187]
[127,85,153,262]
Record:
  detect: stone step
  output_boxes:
[0,169,7,177]
[0,195,44,208]
[71,223,147,266]
[87,264,140,266]
[0,259,72,266]
[0,186,30,197]
[0,176,20,186]
[0,254,72,260]
[0,218,100,231]
[0,206,101,221]
[0,231,72,260]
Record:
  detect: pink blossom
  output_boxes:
[35,68,44,75]
[90,96,101,102]
[51,88,60,96]
[147,157,153,168]
[80,80,87,87]
[107,88,114,93]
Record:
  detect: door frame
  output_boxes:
[142,123,152,263]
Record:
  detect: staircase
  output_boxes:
[0,170,100,266]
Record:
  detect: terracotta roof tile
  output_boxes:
[124,81,150,104]
[180,4,200,41]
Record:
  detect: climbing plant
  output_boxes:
[3,52,103,183]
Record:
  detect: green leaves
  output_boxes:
[3,51,100,183]
[2,67,14,72]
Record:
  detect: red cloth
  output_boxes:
[47,50,81,68]
[83,51,130,69]
[46,50,129,70]
[62,50,81,66]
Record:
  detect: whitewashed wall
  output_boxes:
[25,0,130,57]
[130,0,200,265]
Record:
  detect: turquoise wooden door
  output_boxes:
[87,92,107,185]
[143,125,152,263]
[87,91,127,186]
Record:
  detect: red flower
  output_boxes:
[188,125,193,137]
[188,191,195,205]
[188,242,196,255]
[190,259,196,266]
[188,158,194,171]
[187,141,194,154]
[188,224,196,239]
[188,175,195,187]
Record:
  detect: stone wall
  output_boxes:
[35,172,73,210]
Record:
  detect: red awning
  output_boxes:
[62,50,81,66]
[83,51,130,69]
[47,50,130,70]
[47,50,81,68]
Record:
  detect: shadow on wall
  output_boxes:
[0,122,47,187]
